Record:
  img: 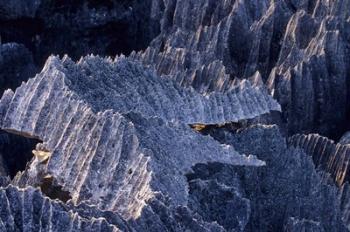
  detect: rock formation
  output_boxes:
[196,124,347,231]
[0,0,350,231]
[0,185,121,231]
[0,54,270,230]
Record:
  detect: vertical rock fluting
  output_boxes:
[288,134,350,187]
[267,0,350,137]
[130,0,350,138]
[0,0,349,231]
[194,125,347,231]
[0,185,121,232]
[0,54,271,228]
[288,133,350,229]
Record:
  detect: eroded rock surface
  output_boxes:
[0,0,350,231]
[0,55,269,229]
[0,185,121,232]
[193,125,347,231]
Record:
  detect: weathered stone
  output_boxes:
[0,55,268,223]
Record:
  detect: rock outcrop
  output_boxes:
[289,133,350,186]
[0,0,349,231]
[0,55,268,225]
[288,133,350,229]
[0,185,121,232]
[130,0,350,138]
[194,124,347,231]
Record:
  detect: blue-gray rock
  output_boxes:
[0,55,266,223]
[0,185,120,231]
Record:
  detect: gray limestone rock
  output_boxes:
[200,124,347,231]
[0,0,349,231]
[0,0,41,20]
[288,133,350,230]
[21,55,278,125]
[128,0,350,138]
[0,185,120,232]
[0,55,267,224]
[289,134,350,186]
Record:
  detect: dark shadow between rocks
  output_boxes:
[0,130,41,178]
[1,0,162,66]
[40,175,72,203]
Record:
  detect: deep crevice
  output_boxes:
[40,175,72,203]
[0,130,41,178]
[1,0,162,66]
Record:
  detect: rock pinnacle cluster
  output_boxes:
[0,0,350,231]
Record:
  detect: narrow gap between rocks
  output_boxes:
[0,130,41,178]
[0,130,72,202]
[40,175,72,203]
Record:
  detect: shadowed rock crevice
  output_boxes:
[1,0,164,66]
[0,130,40,178]
[0,1,350,231]
[189,125,347,231]
[40,175,72,203]
[0,43,37,94]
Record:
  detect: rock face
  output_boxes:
[14,55,278,125]
[0,0,350,231]
[288,133,350,229]
[340,131,350,145]
[2,0,350,138]
[0,55,268,228]
[267,1,350,138]
[131,0,350,139]
[289,134,350,186]
[0,185,121,232]
[199,125,347,231]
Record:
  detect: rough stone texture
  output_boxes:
[0,43,37,94]
[288,133,350,230]
[0,55,267,224]
[0,185,120,232]
[266,0,350,138]
[284,217,325,232]
[0,0,41,19]
[2,0,350,138]
[130,0,272,94]
[186,164,251,231]
[0,0,349,231]
[130,0,350,139]
[26,55,278,125]
[199,125,347,231]
[289,133,350,187]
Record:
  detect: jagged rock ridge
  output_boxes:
[129,0,350,139]
[0,185,120,232]
[0,55,268,227]
[289,133,350,186]
[191,124,347,231]
[0,0,349,231]
[28,55,279,125]
[288,133,350,228]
